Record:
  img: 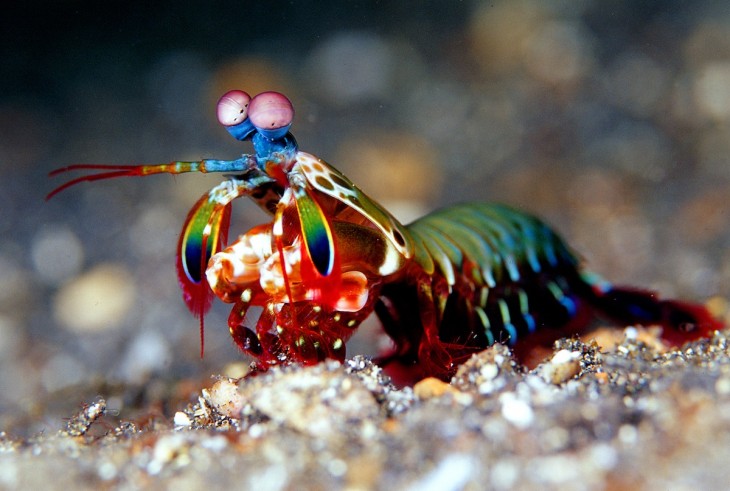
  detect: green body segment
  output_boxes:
[408,203,577,286]
[396,203,582,348]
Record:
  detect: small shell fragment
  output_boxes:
[539,349,582,384]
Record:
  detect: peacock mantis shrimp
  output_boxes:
[48,89,724,380]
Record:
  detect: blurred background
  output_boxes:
[1,0,729,433]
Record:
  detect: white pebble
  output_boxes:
[490,459,519,489]
[405,454,475,491]
[173,412,191,427]
[500,393,534,429]
[480,363,499,380]
[539,349,582,384]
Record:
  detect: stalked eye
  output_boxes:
[217,90,251,126]
[248,91,294,131]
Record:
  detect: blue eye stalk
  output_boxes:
[218,90,298,169]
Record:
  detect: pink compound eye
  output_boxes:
[248,91,294,130]
[217,90,251,126]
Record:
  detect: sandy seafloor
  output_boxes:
[4,330,730,490]
[2,1,730,489]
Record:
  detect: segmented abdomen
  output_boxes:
[406,203,587,347]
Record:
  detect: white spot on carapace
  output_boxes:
[241,288,252,303]
[378,242,403,276]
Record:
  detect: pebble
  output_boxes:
[405,454,475,491]
[413,377,452,399]
[147,434,191,475]
[231,363,382,443]
[31,226,84,286]
[52,264,135,333]
[173,412,192,427]
[538,349,582,384]
[204,378,245,419]
[499,392,534,429]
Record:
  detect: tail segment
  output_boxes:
[586,282,723,346]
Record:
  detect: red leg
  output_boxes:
[415,279,458,380]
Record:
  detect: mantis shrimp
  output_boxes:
[48,89,724,380]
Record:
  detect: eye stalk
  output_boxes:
[218,90,255,141]
[217,89,298,166]
[248,91,295,140]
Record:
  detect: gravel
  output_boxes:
[3,329,730,490]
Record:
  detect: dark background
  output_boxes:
[1,1,729,432]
